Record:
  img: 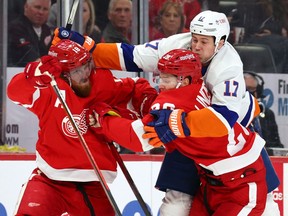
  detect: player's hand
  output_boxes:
[24,55,62,88]
[142,126,164,147]
[142,109,190,145]
[52,27,96,52]
[141,114,164,147]
[87,102,121,128]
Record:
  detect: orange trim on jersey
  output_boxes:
[93,43,122,70]
[186,108,228,137]
[254,97,261,117]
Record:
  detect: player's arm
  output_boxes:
[52,27,143,71]
[101,116,154,152]
[94,34,190,73]
[130,78,158,117]
[87,103,154,152]
[7,56,62,106]
[52,27,189,72]
[109,76,158,117]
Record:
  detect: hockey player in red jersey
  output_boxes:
[87,49,209,153]
[87,49,268,215]
[7,39,157,216]
[87,49,210,215]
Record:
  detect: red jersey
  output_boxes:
[7,69,157,183]
[100,80,265,175]
[99,81,210,152]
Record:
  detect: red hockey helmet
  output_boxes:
[157,49,202,84]
[48,39,91,72]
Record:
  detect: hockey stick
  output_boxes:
[108,142,152,216]
[50,78,122,216]
[66,0,80,30]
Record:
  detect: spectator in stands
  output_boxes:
[47,0,102,43]
[244,71,284,148]
[227,0,274,41]
[102,0,132,44]
[83,0,102,43]
[229,0,288,73]
[149,0,201,39]
[8,0,52,67]
[150,0,189,41]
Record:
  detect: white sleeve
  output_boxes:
[133,33,192,72]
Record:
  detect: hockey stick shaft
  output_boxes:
[66,0,80,30]
[50,78,122,216]
[109,143,152,216]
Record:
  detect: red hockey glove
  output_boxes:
[24,56,62,88]
[142,109,190,145]
[52,27,96,52]
[87,102,121,129]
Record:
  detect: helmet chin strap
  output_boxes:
[202,42,220,64]
[176,82,182,89]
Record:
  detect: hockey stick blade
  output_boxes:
[66,0,80,30]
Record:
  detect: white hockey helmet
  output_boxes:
[190,10,230,46]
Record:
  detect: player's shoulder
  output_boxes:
[218,42,242,64]
[210,42,242,72]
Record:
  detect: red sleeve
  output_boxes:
[131,78,158,117]
[7,73,38,104]
[101,116,151,152]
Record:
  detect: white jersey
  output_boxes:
[93,32,259,129]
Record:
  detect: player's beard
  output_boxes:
[71,78,92,97]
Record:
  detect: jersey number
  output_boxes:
[151,102,175,110]
[224,80,239,97]
[145,41,159,50]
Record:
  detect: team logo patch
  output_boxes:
[61,109,88,138]
[60,30,70,38]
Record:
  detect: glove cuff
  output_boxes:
[83,36,96,53]
[168,109,190,138]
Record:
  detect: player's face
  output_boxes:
[191,34,215,65]
[69,61,93,97]
[158,73,179,92]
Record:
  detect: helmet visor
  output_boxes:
[69,60,93,83]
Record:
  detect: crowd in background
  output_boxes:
[6,0,225,67]
[6,0,287,153]
[7,0,288,72]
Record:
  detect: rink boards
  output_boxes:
[0,154,287,216]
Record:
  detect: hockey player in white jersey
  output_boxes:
[52,10,280,216]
